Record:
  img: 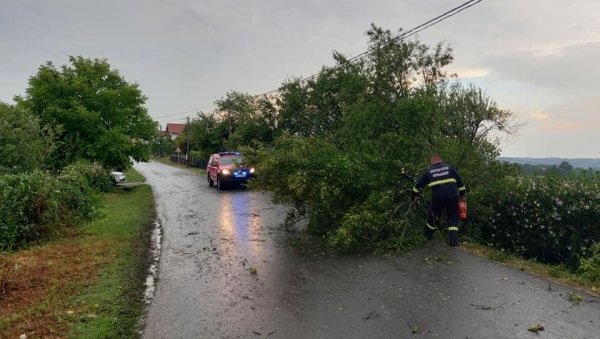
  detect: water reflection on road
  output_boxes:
[218,191,263,260]
[136,161,600,339]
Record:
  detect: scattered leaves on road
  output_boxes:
[567,292,583,305]
[409,322,422,334]
[249,267,258,275]
[527,324,545,333]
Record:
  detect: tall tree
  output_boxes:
[214,91,255,139]
[18,56,157,170]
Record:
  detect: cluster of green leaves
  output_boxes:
[182,91,279,161]
[516,161,577,177]
[469,173,600,270]
[59,160,113,192]
[577,242,600,282]
[16,56,157,171]
[0,171,100,250]
[150,133,176,158]
[0,103,57,174]
[0,56,154,250]
[238,25,516,252]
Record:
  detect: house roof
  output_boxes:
[158,130,170,137]
[166,123,185,134]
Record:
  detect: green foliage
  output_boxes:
[578,242,600,283]
[0,102,57,174]
[215,91,256,141]
[150,134,176,158]
[187,93,280,159]
[18,56,157,171]
[469,173,600,269]
[330,191,426,253]
[243,136,372,234]
[60,160,113,192]
[243,25,515,252]
[516,161,577,177]
[0,171,100,250]
[188,113,227,157]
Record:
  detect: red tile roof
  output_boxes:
[166,123,185,134]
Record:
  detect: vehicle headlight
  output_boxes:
[221,169,231,175]
[249,167,255,174]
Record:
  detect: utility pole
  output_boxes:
[186,116,190,167]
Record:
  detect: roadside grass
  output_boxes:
[0,168,155,338]
[124,166,146,183]
[460,240,599,297]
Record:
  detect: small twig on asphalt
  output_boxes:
[363,310,381,321]
[469,302,506,310]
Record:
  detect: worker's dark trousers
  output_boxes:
[425,196,460,246]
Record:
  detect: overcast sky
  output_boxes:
[1,0,599,158]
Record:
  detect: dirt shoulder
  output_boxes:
[0,177,155,338]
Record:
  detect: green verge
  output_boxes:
[124,167,146,183]
[68,168,155,338]
[460,240,599,297]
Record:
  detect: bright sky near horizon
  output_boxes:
[1,0,599,158]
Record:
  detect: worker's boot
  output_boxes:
[424,224,435,240]
[448,229,459,247]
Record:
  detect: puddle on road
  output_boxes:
[144,219,162,304]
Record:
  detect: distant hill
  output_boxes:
[499,157,600,169]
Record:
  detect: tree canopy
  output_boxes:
[18,56,157,170]
[181,24,521,252]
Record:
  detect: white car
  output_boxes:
[110,171,126,185]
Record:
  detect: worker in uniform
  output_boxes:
[411,154,466,246]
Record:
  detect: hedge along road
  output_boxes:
[135,160,600,339]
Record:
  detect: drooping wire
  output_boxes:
[155,0,485,118]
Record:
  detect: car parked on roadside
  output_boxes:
[110,171,126,185]
[207,152,255,190]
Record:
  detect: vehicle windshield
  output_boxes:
[220,155,243,165]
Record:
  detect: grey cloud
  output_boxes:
[485,42,600,95]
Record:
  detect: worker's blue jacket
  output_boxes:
[413,162,466,199]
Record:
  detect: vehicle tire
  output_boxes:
[208,174,214,187]
[217,176,225,190]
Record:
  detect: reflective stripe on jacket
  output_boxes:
[412,162,466,199]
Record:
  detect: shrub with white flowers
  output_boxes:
[469,173,600,270]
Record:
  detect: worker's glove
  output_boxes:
[410,192,421,211]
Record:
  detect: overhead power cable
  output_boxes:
[153,104,216,119]
[295,0,484,85]
[156,0,484,119]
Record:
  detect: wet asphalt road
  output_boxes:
[135,161,600,339]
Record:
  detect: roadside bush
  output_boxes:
[0,171,100,250]
[60,160,113,192]
[469,173,600,269]
[577,242,600,283]
[577,242,600,282]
